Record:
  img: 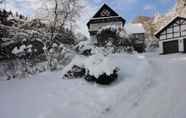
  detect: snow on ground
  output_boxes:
[1,53,186,118]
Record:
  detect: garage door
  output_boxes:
[163,40,178,54]
[184,39,186,53]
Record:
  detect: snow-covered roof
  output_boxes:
[125,23,145,34]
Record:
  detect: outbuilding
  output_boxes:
[155,16,186,54]
[125,23,146,52]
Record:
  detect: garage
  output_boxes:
[163,40,179,54]
[155,17,186,54]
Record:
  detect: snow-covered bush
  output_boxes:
[63,65,86,79]
[0,59,48,80]
[54,28,77,45]
[145,36,159,52]
[11,39,44,59]
[75,33,88,44]
[74,40,94,56]
[84,54,119,85]
[63,54,119,85]
[85,69,118,85]
[46,43,75,71]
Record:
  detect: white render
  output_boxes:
[89,21,123,32]
[159,40,163,54]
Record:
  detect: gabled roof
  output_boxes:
[154,16,186,37]
[92,3,119,18]
[125,23,145,34]
[87,3,126,27]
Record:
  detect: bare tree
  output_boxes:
[37,0,82,46]
[38,0,82,70]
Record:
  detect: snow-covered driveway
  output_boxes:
[129,54,186,118]
[1,54,186,118]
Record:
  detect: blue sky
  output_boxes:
[88,0,176,21]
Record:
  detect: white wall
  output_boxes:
[89,21,123,32]
[179,39,184,52]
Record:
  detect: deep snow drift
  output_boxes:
[1,53,186,118]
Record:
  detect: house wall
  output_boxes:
[89,21,123,32]
[132,33,145,52]
[132,33,145,43]
[158,18,186,41]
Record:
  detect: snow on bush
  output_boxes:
[74,40,94,56]
[12,44,32,58]
[47,43,75,71]
[63,65,86,79]
[63,53,119,84]
[84,54,119,85]
[84,54,117,78]
[0,60,48,80]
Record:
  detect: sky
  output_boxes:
[1,0,176,35]
[88,0,176,20]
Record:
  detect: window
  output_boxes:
[167,33,173,39]
[174,32,180,37]
[173,26,179,32]
[160,35,166,40]
[181,31,186,36]
[181,25,186,32]
[167,28,172,33]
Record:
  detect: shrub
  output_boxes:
[85,68,119,85]
[74,41,94,56]
[63,54,119,85]
[96,26,131,48]
[63,65,86,79]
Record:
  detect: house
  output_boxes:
[155,16,186,54]
[87,4,126,43]
[125,23,146,52]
